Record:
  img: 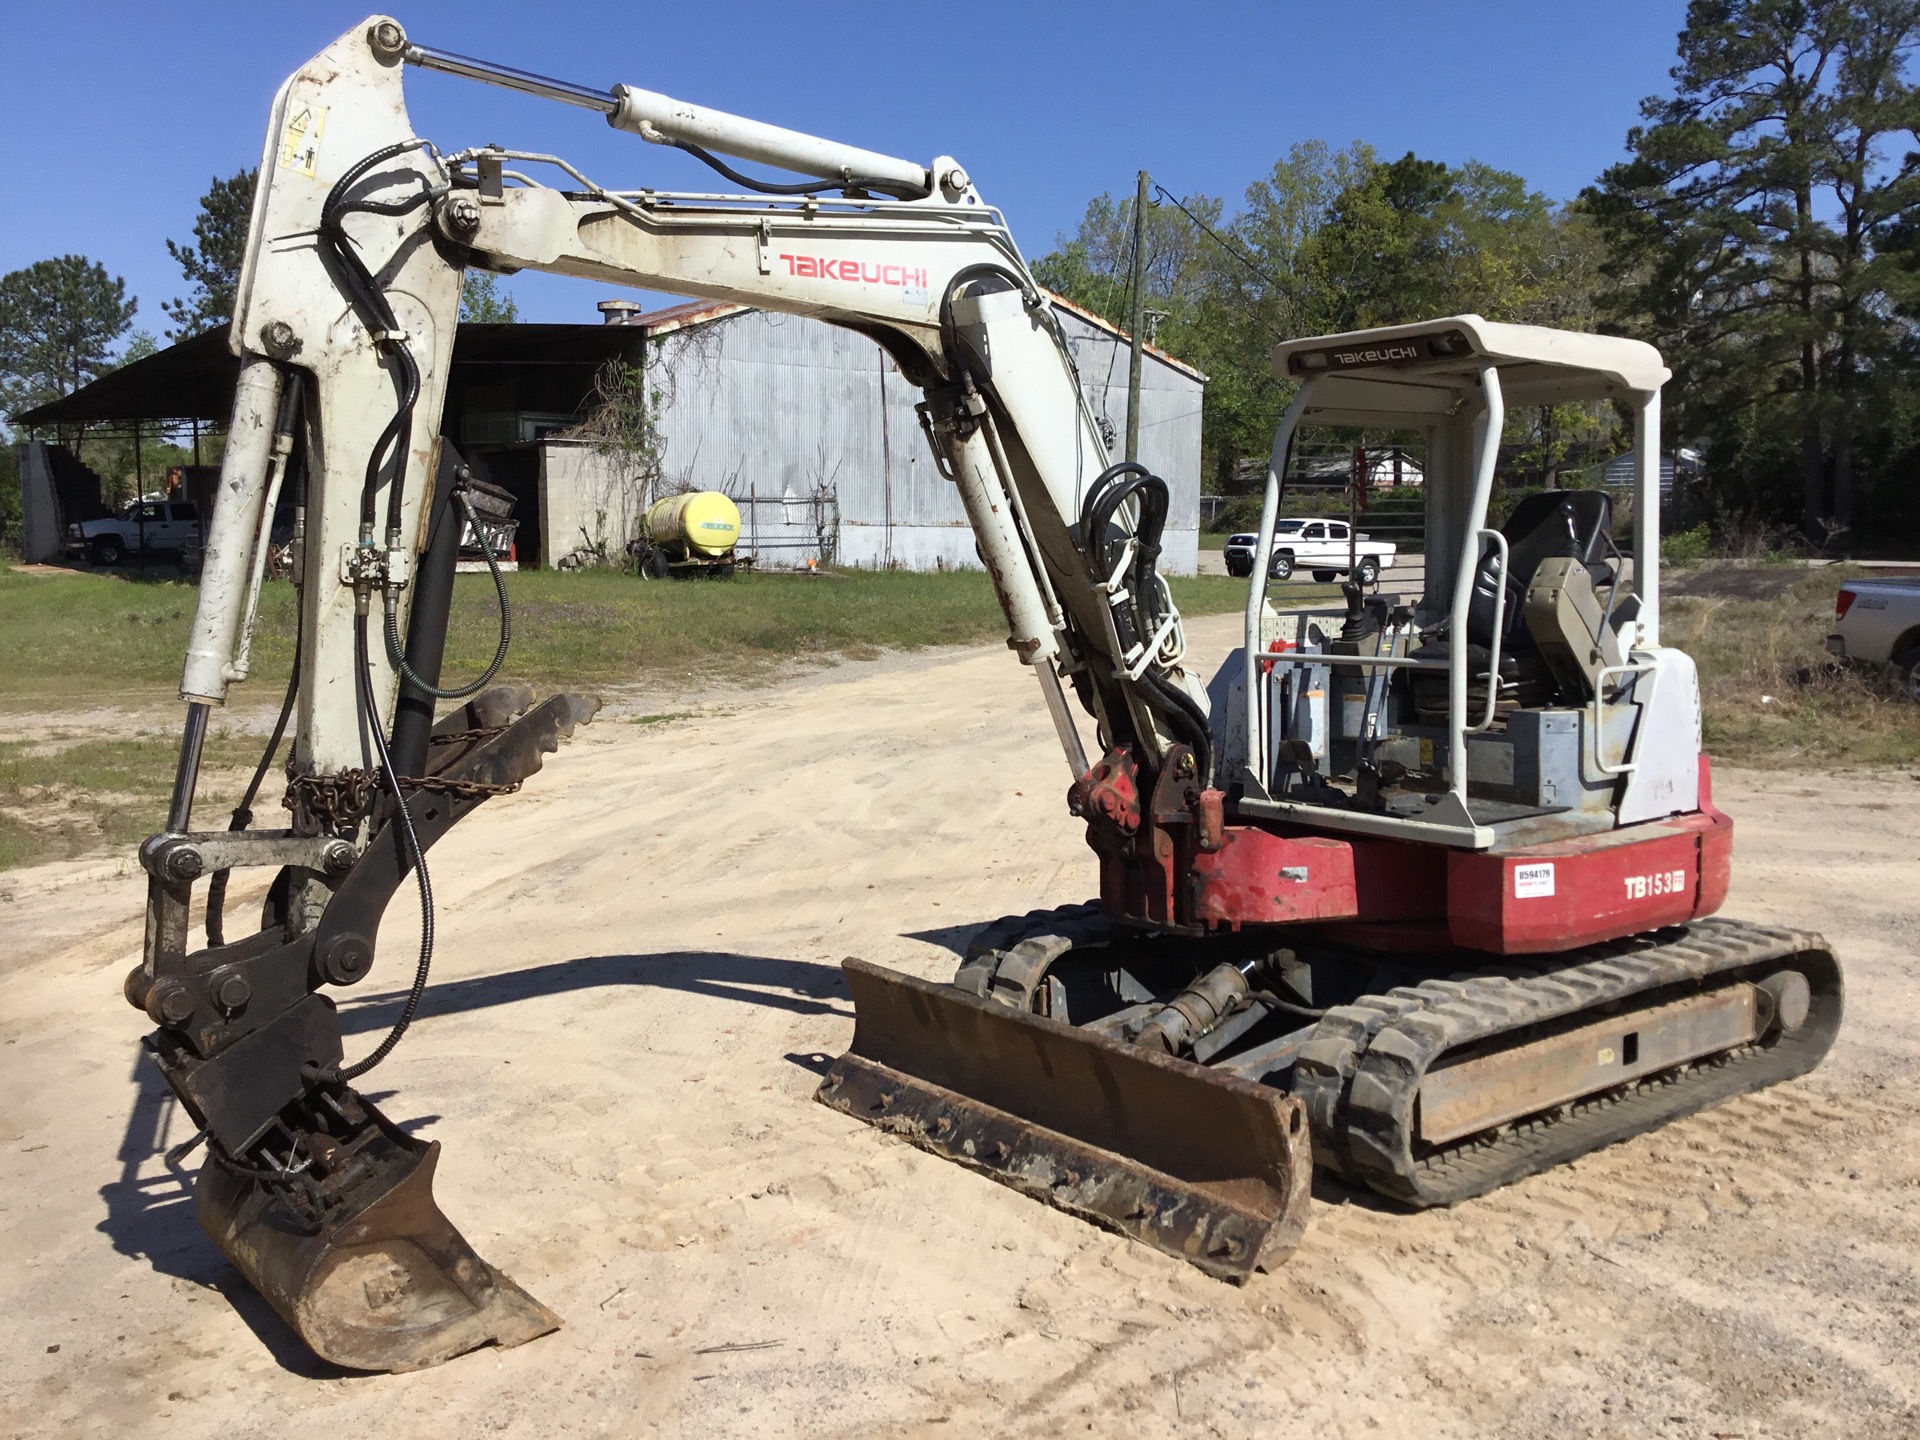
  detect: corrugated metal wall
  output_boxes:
[1057,314,1205,576]
[642,305,1203,572]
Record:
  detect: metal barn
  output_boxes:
[588,292,1207,573]
[14,297,1206,575]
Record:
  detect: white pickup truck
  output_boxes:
[67,498,204,567]
[1828,576,1920,701]
[1223,517,1397,584]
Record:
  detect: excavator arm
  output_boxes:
[130,15,1221,1372]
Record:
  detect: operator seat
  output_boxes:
[1411,489,1619,724]
[1465,490,1613,652]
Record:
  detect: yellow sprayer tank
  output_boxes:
[645,491,740,560]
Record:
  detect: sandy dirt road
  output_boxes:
[2,613,1917,1439]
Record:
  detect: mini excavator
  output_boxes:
[128,16,1840,1372]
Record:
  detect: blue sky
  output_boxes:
[1,1,1689,334]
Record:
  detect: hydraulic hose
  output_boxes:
[382,490,512,700]
[665,138,929,199]
[1078,461,1211,784]
[339,614,436,1082]
[315,140,433,533]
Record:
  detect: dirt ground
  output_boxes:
[2,612,1917,1439]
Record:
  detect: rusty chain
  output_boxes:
[285,763,520,833]
[392,771,523,799]
[285,769,377,834]
[428,724,511,746]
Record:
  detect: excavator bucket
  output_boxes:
[194,1097,560,1373]
[817,959,1312,1281]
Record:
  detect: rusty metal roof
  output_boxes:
[1042,291,1207,383]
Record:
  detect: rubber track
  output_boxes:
[963,903,1110,963]
[1292,917,1842,1206]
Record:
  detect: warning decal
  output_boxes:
[280,104,328,178]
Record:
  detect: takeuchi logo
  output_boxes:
[780,254,929,287]
[1331,344,1420,366]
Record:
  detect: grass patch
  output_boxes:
[0,731,265,872]
[0,566,1253,870]
[0,569,294,708]
[1664,565,1920,767]
[13,560,1892,872]
[0,566,1253,709]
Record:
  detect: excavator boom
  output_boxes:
[131,14,1245,1372]
[127,15,1838,1376]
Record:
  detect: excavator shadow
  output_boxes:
[900,922,997,957]
[1308,1168,1407,1213]
[100,949,855,1370]
[97,1048,357,1378]
[330,950,854,1038]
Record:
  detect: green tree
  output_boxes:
[1187,142,1375,484]
[1035,144,1611,498]
[1299,154,1576,331]
[1299,152,1461,330]
[164,169,256,338]
[0,255,138,416]
[460,272,520,323]
[1587,0,1920,538]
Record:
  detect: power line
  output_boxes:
[1151,182,1299,304]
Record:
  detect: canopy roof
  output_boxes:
[1271,315,1668,427]
[13,323,644,428]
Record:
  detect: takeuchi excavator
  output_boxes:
[129,16,1841,1373]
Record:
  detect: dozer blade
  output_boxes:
[818,958,1312,1281]
[195,1098,560,1373]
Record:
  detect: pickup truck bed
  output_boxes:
[1829,576,1920,701]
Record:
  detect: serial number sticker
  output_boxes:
[1514,862,1556,899]
[280,104,328,178]
[1624,868,1689,900]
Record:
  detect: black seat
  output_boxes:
[1465,489,1613,650]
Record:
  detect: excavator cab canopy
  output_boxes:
[1270,315,1669,420]
[1236,316,1680,851]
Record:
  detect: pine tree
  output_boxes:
[0,256,138,415]
[164,170,257,338]
[1587,0,1920,537]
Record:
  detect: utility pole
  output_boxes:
[1125,169,1149,464]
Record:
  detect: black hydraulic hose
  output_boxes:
[1138,667,1214,783]
[338,615,436,1082]
[316,141,431,531]
[205,635,300,948]
[1087,471,1172,644]
[382,491,512,700]
[1078,460,1152,555]
[1077,461,1211,783]
[665,138,930,200]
